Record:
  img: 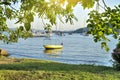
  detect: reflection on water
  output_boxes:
[44,49,62,56]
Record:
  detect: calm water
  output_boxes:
[0,34,117,66]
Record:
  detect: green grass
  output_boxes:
[0,57,120,80]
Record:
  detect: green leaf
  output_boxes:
[101,42,109,52]
[24,23,31,31]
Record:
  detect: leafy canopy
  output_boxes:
[1,0,120,52]
[87,0,120,51]
[0,0,94,43]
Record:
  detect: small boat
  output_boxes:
[43,45,63,50]
[32,30,52,37]
[33,33,48,37]
[32,32,52,37]
[43,21,63,50]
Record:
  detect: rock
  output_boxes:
[0,49,9,56]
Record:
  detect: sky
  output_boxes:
[7,0,120,31]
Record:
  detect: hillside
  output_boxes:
[73,27,88,33]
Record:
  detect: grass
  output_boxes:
[0,57,120,80]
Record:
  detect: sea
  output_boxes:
[0,33,118,66]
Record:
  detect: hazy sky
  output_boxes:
[7,0,120,31]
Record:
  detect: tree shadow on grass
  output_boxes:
[0,59,114,73]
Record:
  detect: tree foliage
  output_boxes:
[0,0,120,52]
[87,0,120,51]
[0,0,94,43]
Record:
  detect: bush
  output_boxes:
[112,42,120,70]
[112,52,120,63]
[116,42,120,49]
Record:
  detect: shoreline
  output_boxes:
[0,56,113,68]
[0,56,120,80]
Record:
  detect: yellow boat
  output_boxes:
[43,45,63,50]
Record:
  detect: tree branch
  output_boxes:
[102,0,108,9]
[9,5,18,11]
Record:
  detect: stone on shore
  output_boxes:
[0,49,9,56]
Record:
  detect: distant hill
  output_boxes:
[73,27,88,33]
[52,27,88,34]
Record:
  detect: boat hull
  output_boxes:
[43,45,63,50]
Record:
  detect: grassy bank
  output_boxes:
[0,57,120,80]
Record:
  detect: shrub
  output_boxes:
[112,52,120,63]
[112,42,120,70]
[116,42,120,49]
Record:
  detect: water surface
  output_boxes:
[0,34,117,66]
